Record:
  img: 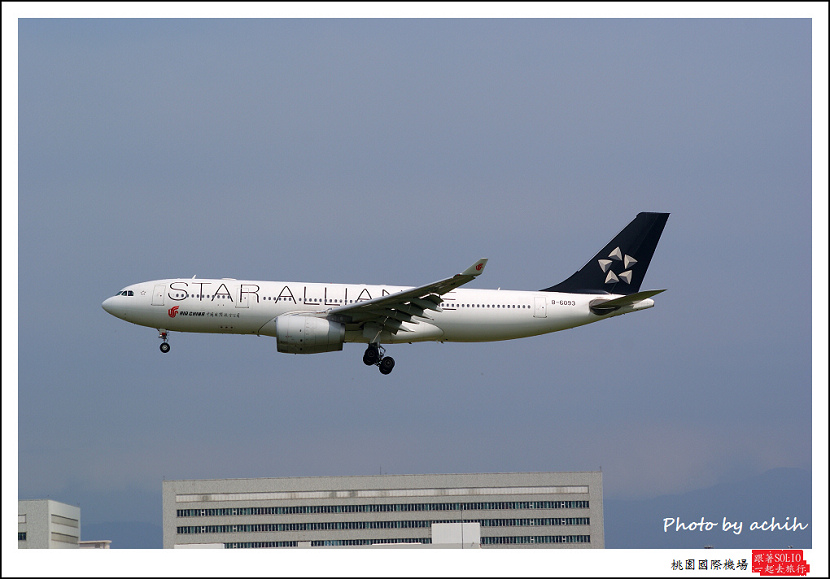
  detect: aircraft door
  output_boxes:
[534,296,547,318]
[152,284,165,306]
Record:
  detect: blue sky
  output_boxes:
[5,3,827,575]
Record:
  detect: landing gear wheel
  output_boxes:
[363,343,394,374]
[363,344,380,366]
[379,356,395,375]
[158,330,170,353]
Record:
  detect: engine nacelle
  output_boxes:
[275,316,345,354]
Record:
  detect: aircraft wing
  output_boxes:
[324,259,488,336]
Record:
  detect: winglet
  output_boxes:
[460,259,488,277]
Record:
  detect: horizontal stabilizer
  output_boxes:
[589,289,665,314]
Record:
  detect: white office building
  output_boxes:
[18,500,81,549]
[163,471,603,549]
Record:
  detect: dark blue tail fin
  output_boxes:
[542,212,669,295]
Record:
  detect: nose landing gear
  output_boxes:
[159,330,170,353]
[363,343,395,375]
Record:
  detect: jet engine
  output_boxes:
[275,316,345,354]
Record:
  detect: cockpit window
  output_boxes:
[115,290,135,296]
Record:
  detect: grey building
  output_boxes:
[163,471,603,549]
[18,500,81,549]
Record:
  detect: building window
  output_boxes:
[176,500,589,518]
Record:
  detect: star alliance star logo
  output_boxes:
[598,247,637,285]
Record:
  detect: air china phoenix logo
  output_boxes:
[168,306,180,318]
[598,247,637,285]
[476,263,484,272]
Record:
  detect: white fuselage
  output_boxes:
[102,278,654,345]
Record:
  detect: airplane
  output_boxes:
[102,212,669,375]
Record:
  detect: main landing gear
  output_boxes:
[363,343,395,375]
[159,330,170,353]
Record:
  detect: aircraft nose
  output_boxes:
[102,296,118,316]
